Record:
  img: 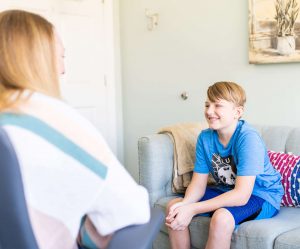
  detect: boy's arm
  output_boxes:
[189,175,256,215]
[182,172,208,204]
[166,176,255,231]
[166,172,208,218]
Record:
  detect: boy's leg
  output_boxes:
[166,198,190,249]
[205,208,235,249]
[205,194,265,249]
[166,188,223,249]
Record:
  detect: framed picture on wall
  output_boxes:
[249,0,300,64]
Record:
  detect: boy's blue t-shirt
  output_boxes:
[194,120,284,210]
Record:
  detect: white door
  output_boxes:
[0,0,118,154]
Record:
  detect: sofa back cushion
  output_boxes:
[268,151,300,207]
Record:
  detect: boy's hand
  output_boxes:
[165,201,185,224]
[165,204,195,231]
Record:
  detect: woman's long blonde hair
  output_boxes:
[0,9,60,110]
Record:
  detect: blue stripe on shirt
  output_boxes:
[0,113,107,179]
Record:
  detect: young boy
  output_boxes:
[165,81,283,249]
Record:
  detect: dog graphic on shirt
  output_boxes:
[211,154,237,186]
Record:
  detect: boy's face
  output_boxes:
[204,99,243,132]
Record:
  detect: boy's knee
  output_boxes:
[210,208,235,232]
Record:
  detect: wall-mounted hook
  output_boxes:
[180,91,189,100]
[145,9,159,31]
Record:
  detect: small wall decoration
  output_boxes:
[249,0,300,64]
[145,9,159,31]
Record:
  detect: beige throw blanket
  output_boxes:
[159,122,215,193]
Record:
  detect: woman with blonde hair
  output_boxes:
[0,9,61,107]
[0,9,150,249]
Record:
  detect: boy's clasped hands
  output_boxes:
[165,201,195,231]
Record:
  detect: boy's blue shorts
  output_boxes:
[196,187,277,225]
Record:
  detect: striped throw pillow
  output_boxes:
[268,151,300,207]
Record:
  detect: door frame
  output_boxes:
[104,0,123,162]
[0,0,123,161]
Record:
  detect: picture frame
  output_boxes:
[249,0,300,64]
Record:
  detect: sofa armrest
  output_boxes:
[138,134,174,206]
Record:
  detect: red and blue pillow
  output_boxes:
[268,151,300,207]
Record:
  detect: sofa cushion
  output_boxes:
[231,207,300,249]
[268,151,300,207]
[274,227,300,249]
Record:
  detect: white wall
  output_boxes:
[119,0,300,180]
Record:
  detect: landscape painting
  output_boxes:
[249,0,300,64]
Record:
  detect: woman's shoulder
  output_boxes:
[21,91,105,141]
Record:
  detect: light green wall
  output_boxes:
[119,0,300,180]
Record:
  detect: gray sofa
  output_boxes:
[138,125,300,249]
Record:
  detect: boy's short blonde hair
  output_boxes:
[207,81,246,107]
